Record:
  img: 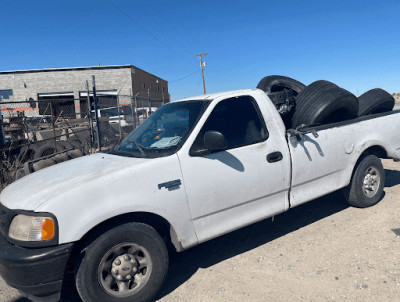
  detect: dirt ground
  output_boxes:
[1,159,400,302]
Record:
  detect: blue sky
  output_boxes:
[1,0,399,99]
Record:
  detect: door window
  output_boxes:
[191,96,268,154]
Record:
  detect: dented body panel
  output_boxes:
[289,111,400,207]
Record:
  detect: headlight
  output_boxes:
[9,214,55,242]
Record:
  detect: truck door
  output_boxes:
[178,95,291,243]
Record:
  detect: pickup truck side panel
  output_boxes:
[178,90,292,243]
[289,112,400,207]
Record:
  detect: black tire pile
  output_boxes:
[15,139,85,180]
[16,139,84,166]
[257,75,395,129]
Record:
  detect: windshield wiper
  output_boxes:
[127,140,147,158]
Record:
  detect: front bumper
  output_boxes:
[0,234,73,301]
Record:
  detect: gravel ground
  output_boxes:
[1,159,400,302]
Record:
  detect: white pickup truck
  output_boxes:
[0,88,399,302]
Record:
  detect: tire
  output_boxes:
[68,138,85,150]
[32,158,57,171]
[292,80,359,128]
[257,75,306,96]
[343,155,385,208]
[15,146,35,168]
[75,223,169,302]
[57,140,75,150]
[33,142,64,160]
[358,88,395,116]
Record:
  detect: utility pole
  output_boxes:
[194,53,207,94]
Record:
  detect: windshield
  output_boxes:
[115,100,209,158]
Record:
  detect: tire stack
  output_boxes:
[15,140,85,180]
[257,76,395,129]
[291,80,358,128]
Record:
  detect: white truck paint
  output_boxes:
[1,89,400,249]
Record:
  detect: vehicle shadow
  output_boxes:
[155,191,349,300]
[385,169,400,187]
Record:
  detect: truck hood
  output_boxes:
[0,153,149,211]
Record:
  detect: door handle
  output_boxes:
[267,151,283,163]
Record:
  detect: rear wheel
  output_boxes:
[343,155,385,208]
[75,223,168,302]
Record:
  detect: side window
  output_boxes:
[190,96,268,154]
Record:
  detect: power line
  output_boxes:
[107,0,162,43]
[164,6,202,55]
[169,71,199,84]
[106,0,195,66]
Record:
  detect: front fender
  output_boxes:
[37,155,199,250]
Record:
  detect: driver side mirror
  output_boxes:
[204,130,227,151]
[190,130,228,157]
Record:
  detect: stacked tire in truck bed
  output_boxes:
[257,76,396,129]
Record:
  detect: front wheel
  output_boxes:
[343,155,385,208]
[75,223,169,302]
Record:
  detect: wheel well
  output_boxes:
[69,212,182,270]
[360,145,387,159]
[348,145,387,183]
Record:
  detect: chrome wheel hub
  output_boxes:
[98,242,152,297]
[362,166,380,197]
[111,253,138,281]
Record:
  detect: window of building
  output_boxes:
[157,86,160,91]
[149,84,152,90]
[38,93,75,119]
[79,90,118,116]
[190,96,268,154]
[0,89,13,100]
[142,82,146,89]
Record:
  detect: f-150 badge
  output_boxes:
[158,179,182,191]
